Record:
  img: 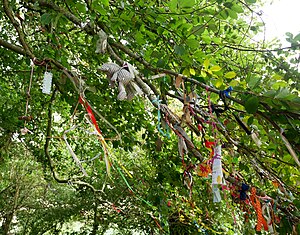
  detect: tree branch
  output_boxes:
[31,0,94,34]
[219,43,300,52]
[0,39,26,55]
[110,41,244,105]
[2,0,35,59]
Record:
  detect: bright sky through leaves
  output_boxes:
[261,0,300,45]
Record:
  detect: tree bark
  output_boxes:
[1,185,20,234]
[91,202,99,235]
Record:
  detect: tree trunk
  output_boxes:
[1,213,14,235]
[1,185,20,234]
[91,202,99,235]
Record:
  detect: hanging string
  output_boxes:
[205,87,219,144]
[152,96,170,138]
[24,60,35,127]
[206,86,213,116]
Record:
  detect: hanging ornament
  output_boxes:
[95,29,107,54]
[251,132,262,147]
[42,71,53,95]
[262,202,275,234]
[183,170,193,199]
[212,145,223,184]
[213,184,221,203]
[211,145,223,203]
[197,162,211,178]
[99,62,142,100]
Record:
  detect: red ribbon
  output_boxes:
[79,95,102,135]
[205,140,215,157]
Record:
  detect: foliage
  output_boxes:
[0,0,299,234]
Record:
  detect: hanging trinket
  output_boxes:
[212,145,223,202]
[212,145,223,184]
[42,71,53,95]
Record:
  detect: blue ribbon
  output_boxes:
[220,86,233,98]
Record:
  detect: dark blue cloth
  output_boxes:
[239,183,249,200]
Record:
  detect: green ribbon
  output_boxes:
[152,96,170,138]
[114,160,153,207]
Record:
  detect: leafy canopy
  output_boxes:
[0,0,300,234]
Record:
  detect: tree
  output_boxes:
[0,0,299,234]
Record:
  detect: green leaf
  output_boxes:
[247,116,254,125]
[208,23,218,32]
[135,31,145,44]
[210,65,222,72]
[263,90,276,98]
[244,96,259,114]
[224,71,236,79]
[294,33,300,42]
[272,81,287,90]
[40,13,52,25]
[231,4,244,13]
[203,59,210,70]
[191,25,205,36]
[102,0,109,7]
[202,35,211,43]
[247,76,260,89]
[286,32,293,38]
[186,39,199,49]
[182,68,190,76]
[157,58,167,68]
[190,68,196,75]
[92,1,103,13]
[174,45,186,56]
[245,0,256,3]
[215,78,223,88]
[219,10,228,19]
[275,88,297,100]
[194,50,205,62]
[212,37,222,44]
[224,2,233,8]
[75,2,86,13]
[272,74,283,80]
[227,9,238,19]
[201,70,207,78]
[229,79,239,87]
[180,0,195,8]
[168,0,178,11]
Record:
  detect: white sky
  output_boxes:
[260,0,300,46]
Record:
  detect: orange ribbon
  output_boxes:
[250,187,268,231]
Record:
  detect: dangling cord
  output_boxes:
[22,60,34,133]
[206,87,218,144]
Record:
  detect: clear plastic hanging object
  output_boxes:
[42,71,53,94]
